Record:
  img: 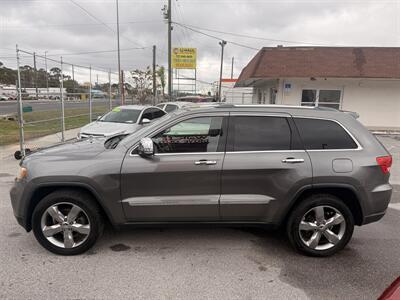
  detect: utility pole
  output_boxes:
[89,66,92,122]
[121,70,125,104]
[33,52,39,100]
[218,40,227,102]
[108,69,112,110]
[16,45,25,157]
[167,0,172,99]
[44,51,49,96]
[60,57,65,142]
[116,0,123,104]
[152,45,157,105]
[72,64,75,97]
[231,56,234,79]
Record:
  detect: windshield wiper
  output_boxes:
[104,134,129,149]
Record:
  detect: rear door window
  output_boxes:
[227,116,293,151]
[294,118,358,150]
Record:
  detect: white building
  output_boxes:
[219,79,253,104]
[23,87,66,97]
[235,46,400,130]
[0,84,17,98]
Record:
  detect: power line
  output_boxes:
[69,0,145,48]
[175,22,338,46]
[2,20,162,30]
[46,47,148,57]
[0,47,148,60]
[174,23,259,51]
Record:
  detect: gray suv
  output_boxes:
[10,105,393,256]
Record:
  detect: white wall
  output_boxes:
[269,77,400,130]
[220,81,254,104]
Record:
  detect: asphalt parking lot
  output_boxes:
[0,135,399,300]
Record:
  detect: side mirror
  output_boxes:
[137,138,154,157]
[141,118,151,125]
[97,116,101,120]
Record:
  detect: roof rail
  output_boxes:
[217,104,315,109]
[215,103,235,108]
[213,104,358,118]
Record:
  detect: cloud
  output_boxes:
[1,0,399,93]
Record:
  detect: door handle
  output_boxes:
[282,158,305,164]
[194,160,217,165]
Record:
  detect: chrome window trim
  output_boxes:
[225,150,306,154]
[128,113,363,156]
[294,116,363,151]
[130,151,223,157]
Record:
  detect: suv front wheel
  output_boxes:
[286,194,354,257]
[32,189,104,255]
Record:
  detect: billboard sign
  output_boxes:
[172,47,197,69]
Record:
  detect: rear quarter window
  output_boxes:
[294,118,358,150]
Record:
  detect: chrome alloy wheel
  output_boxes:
[40,202,91,249]
[298,205,346,251]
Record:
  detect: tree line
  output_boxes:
[0,61,166,100]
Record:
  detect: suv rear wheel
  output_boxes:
[286,194,354,257]
[32,189,104,255]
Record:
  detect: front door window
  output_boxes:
[152,116,224,154]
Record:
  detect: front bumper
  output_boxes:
[9,179,29,231]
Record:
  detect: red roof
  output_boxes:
[236,46,400,86]
[221,79,238,83]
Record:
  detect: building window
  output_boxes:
[301,89,342,109]
[318,90,341,109]
[301,89,317,106]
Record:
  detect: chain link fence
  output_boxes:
[8,46,122,157]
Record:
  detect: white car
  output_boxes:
[156,101,195,113]
[78,105,166,139]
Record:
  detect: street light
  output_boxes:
[218,40,227,102]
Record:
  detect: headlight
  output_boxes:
[16,167,28,181]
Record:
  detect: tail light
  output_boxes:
[376,156,392,174]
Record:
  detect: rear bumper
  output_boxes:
[361,183,392,225]
[362,211,386,225]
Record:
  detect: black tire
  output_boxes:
[286,194,354,257]
[32,189,104,255]
[14,150,22,160]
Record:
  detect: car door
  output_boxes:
[120,113,228,221]
[220,112,312,222]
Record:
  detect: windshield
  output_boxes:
[119,112,175,148]
[99,108,141,123]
